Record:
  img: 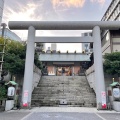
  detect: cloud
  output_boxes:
[3,0,106,23]
[90,0,105,5]
[52,0,86,8]
[2,0,109,52]
[3,1,41,23]
[51,0,105,12]
[33,0,61,21]
[3,0,61,22]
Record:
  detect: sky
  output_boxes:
[2,0,112,52]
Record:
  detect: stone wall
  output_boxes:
[85,72,96,92]
[85,64,119,93]
[32,65,42,91]
[4,65,42,103]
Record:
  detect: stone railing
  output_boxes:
[86,64,94,75]
[85,64,96,93]
[32,65,42,91]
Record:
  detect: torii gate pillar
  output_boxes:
[22,26,35,108]
[93,26,106,109]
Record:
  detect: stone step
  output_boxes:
[39,80,88,82]
[31,100,96,107]
[39,83,89,85]
[33,87,93,90]
[32,91,95,95]
[32,76,96,107]
[31,98,96,104]
[39,79,89,82]
[32,96,89,100]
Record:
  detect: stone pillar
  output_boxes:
[22,26,35,108]
[93,26,106,109]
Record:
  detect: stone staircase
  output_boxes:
[31,76,96,107]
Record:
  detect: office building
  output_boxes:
[0,28,22,41]
[81,32,93,54]
[101,0,120,21]
[101,0,120,55]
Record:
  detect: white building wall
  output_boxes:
[113,45,120,52]
[112,37,120,52]
[0,0,4,25]
[51,43,57,51]
[113,37,120,42]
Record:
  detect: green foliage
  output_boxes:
[0,85,7,100]
[34,53,43,70]
[0,37,42,75]
[0,38,26,75]
[103,52,120,76]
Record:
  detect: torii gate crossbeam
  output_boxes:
[9,21,120,30]
[35,36,93,43]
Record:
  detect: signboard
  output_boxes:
[101,91,106,109]
[113,88,120,98]
[7,86,15,97]
[24,90,28,97]
[23,90,29,107]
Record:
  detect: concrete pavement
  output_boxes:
[0,107,120,120]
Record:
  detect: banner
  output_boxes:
[23,90,29,107]
[101,91,106,109]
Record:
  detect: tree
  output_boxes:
[103,52,120,77]
[0,37,42,76]
[3,39,26,75]
[34,52,43,70]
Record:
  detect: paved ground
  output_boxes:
[0,111,30,120]
[0,107,120,120]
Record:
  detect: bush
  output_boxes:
[0,85,7,100]
[103,52,120,76]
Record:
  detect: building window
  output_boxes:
[102,32,110,47]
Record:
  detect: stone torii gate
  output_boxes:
[9,21,120,109]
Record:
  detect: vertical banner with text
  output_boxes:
[101,91,106,109]
[23,90,29,107]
